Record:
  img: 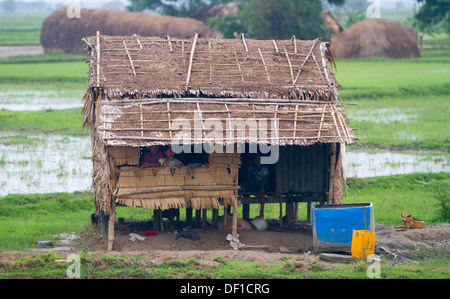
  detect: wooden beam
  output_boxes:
[107,199,116,252]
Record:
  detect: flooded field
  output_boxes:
[0,86,448,196]
[0,89,83,111]
[346,148,449,178]
[0,134,92,197]
[0,132,448,196]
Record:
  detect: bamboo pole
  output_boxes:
[291,35,297,54]
[232,203,238,237]
[284,47,295,84]
[108,199,116,251]
[102,135,347,141]
[186,33,199,86]
[258,48,271,83]
[234,51,245,82]
[327,143,337,205]
[123,40,136,77]
[293,39,319,86]
[97,97,356,106]
[317,104,327,140]
[166,35,173,53]
[240,33,249,55]
[96,31,100,88]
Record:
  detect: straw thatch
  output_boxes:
[330,18,420,59]
[115,165,239,210]
[83,34,340,101]
[82,34,357,217]
[41,8,208,54]
[96,99,354,147]
[82,34,355,148]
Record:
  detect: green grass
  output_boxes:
[0,51,86,64]
[332,56,450,151]
[344,94,450,151]
[0,108,89,137]
[335,57,450,96]
[345,172,450,225]
[0,249,448,279]
[0,192,94,251]
[0,173,447,252]
[0,61,88,85]
[0,13,48,45]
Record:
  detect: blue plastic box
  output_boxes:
[312,203,375,252]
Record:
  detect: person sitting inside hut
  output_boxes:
[159,146,183,167]
[140,145,164,168]
[243,155,269,218]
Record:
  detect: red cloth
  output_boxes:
[143,230,158,236]
[141,151,163,165]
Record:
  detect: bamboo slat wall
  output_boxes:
[97,99,356,147]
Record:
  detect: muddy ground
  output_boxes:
[1,220,448,267]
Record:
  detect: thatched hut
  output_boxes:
[82,33,357,251]
[41,8,208,54]
[330,18,420,59]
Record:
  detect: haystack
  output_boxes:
[40,8,208,54]
[330,18,420,59]
[321,10,344,35]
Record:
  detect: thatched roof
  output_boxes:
[84,33,340,99]
[83,34,357,147]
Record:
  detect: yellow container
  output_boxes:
[351,230,376,259]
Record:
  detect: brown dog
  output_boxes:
[400,213,426,229]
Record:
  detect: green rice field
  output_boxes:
[0,12,449,279]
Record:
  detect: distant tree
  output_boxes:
[209,0,345,40]
[1,0,17,12]
[127,0,233,17]
[414,0,450,35]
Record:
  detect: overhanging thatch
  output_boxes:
[82,34,357,220]
[82,33,356,147]
[83,33,340,100]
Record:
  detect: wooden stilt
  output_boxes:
[195,209,201,227]
[107,199,116,252]
[328,143,337,204]
[186,207,193,227]
[202,208,207,228]
[307,202,312,224]
[243,204,250,221]
[224,203,228,228]
[279,194,283,229]
[212,209,218,228]
[153,209,160,231]
[232,203,238,237]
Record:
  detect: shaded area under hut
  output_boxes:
[81,33,357,251]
